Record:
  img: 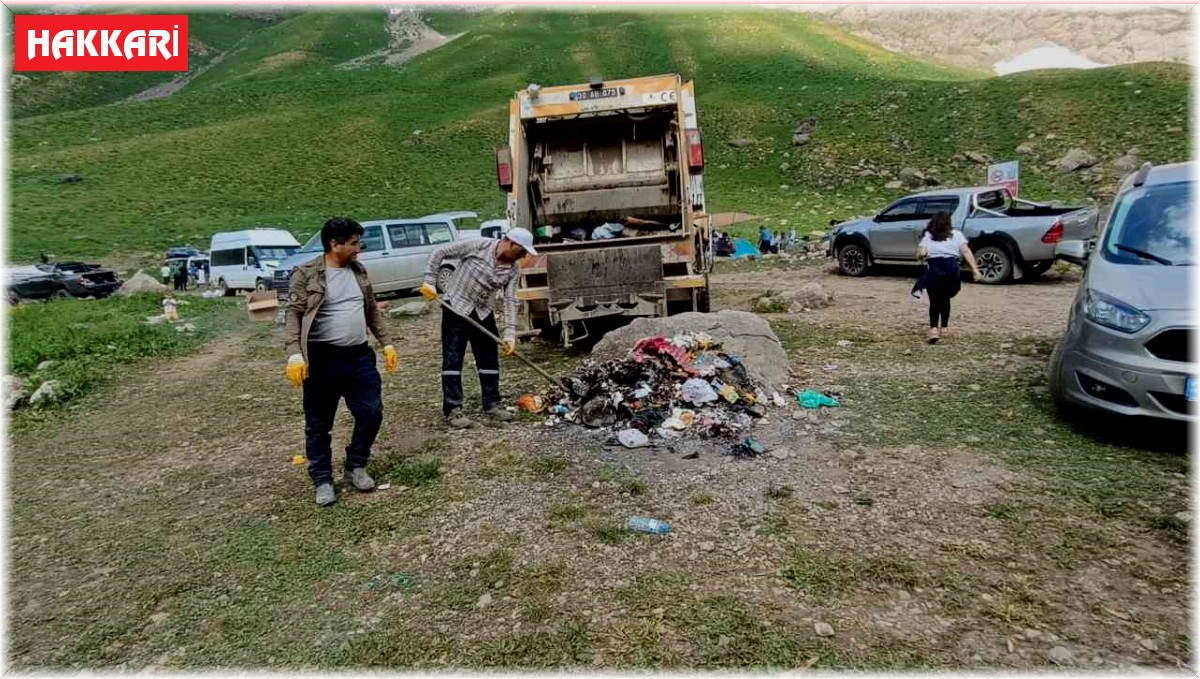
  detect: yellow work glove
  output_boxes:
[286,354,308,388]
[420,283,438,301]
[501,338,516,357]
[383,345,399,373]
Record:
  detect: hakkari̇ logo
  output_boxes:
[14,14,189,72]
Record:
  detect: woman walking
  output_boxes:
[916,212,982,344]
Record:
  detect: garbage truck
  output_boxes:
[495,73,713,347]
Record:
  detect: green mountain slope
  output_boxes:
[8,9,1190,262]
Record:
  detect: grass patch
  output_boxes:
[548,502,587,523]
[369,455,442,487]
[530,453,571,478]
[8,295,239,416]
[587,518,631,545]
[781,548,926,600]
[689,491,715,506]
[766,484,795,500]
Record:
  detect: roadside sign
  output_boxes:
[987,161,1020,197]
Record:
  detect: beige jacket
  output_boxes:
[284,255,392,362]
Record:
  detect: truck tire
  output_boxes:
[255,278,268,292]
[219,279,234,297]
[974,244,1013,284]
[436,266,454,294]
[837,243,870,277]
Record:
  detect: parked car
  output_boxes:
[480,218,509,239]
[166,246,201,260]
[209,228,301,295]
[826,186,1098,283]
[7,261,122,303]
[269,214,473,298]
[1048,161,1193,422]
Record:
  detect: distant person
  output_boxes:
[173,261,188,291]
[915,212,982,344]
[759,226,771,254]
[160,263,171,286]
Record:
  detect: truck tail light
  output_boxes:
[686,129,704,172]
[1042,221,1063,244]
[495,146,513,192]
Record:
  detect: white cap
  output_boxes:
[504,227,538,256]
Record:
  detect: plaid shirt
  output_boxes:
[424,239,520,342]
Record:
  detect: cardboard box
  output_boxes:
[245,291,280,322]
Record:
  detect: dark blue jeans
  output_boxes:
[441,309,500,415]
[302,342,382,486]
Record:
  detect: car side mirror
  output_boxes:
[872,214,883,223]
[1055,240,1091,267]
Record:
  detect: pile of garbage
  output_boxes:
[518,332,811,456]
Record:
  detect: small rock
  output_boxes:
[591,481,601,489]
[729,138,753,148]
[898,167,926,188]
[148,612,170,624]
[1016,142,1036,155]
[1023,628,1041,640]
[791,411,804,420]
[897,589,911,601]
[700,541,716,552]
[476,592,492,609]
[964,151,992,165]
[1173,511,1191,524]
[792,282,833,309]
[59,173,83,184]
[492,579,505,590]
[5,376,28,410]
[1056,148,1097,172]
[1167,127,1183,134]
[1048,646,1074,665]
[388,301,429,316]
[836,340,853,348]
[793,132,811,146]
[29,380,64,407]
[769,448,791,460]
[968,384,981,391]
[36,360,56,372]
[814,621,835,637]
[839,450,860,463]
[884,180,903,190]
[980,593,994,603]
[1139,638,1157,651]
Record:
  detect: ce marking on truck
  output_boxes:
[643,90,678,105]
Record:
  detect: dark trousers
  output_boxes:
[302,342,383,485]
[441,309,500,415]
[928,292,951,328]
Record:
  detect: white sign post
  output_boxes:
[987,161,1020,197]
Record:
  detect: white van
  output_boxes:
[270,215,469,297]
[210,228,301,295]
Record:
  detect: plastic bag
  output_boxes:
[798,389,839,409]
[681,378,718,405]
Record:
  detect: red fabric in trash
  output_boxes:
[630,337,697,375]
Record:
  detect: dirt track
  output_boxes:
[7,262,1190,670]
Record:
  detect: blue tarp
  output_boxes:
[731,238,760,259]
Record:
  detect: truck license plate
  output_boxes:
[569,87,622,101]
[1186,376,1197,403]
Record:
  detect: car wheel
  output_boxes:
[1047,339,1083,420]
[255,278,268,293]
[436,266,454,293]
[837,243,870,277]
[219,279,233,297]
[974,244,1013,284]
[53,289,72,300]
[8,290,20,306]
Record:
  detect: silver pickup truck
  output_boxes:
[826,186,1098,283]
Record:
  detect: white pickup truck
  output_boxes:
[826,186,1098,283]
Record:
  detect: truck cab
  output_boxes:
[497,74,712,346]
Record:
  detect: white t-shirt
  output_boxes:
[920,230,967,259]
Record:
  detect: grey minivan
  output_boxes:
[1049,161,1193,421]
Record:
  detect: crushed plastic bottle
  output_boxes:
[627,516,671,535]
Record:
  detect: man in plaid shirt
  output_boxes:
[421,228,537,428]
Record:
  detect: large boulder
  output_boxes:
[29,379,64,407]
[116,270,168,297]
[1056,148,1097,172]
[591,310,790,389]
[898,167,926,189]
[1112,148,1142,174]
[5,376,27,410]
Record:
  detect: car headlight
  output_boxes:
[1084,289,1150,333]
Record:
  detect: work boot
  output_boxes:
[927,328,940,345]
[484,406,515,422]
[446,408,472,429]
[315,482,336,507]
[344,467,376,492]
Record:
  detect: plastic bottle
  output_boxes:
[626,516,671,535]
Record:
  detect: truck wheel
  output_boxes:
[974,244,1013,284]
[436,266,454,294]
[219,279,233,297]
[837,243,870,277]
[255,278,268,292]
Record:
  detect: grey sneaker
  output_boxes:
[446,408,472,429]
[344,467,376,492]
[315,482,336,507]
[484,407,515,422]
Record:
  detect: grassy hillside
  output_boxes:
[8,9,1191,263]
